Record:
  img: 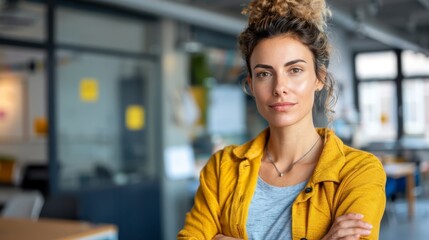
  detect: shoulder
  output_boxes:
[320,128,385,183]
[322,128,384,173]
[341,145,386,185]
[343,145,383,171]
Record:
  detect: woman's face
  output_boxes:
[248,35,324,128]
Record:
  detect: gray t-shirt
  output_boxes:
[246,177,307,240]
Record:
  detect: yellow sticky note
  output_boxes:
[33,117,48,136]
[126,105,145,131]
[80,78,98,102]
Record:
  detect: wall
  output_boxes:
[328,26,355,115]
[0,47,47,166]
[0,6,147,164]
[56,8,146,52]
[55,7,147,171]
[160,19,196,240]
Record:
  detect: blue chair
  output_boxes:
[386,177,397,199]
[384,177,398,224]
[395,167,421,195]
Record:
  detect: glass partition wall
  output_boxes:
[55,6,160,191]
[54,3,162,239]
[1,1,163,239]
[56,51,159,190]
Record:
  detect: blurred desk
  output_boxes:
[384,162,416,219]
[363,139,429,152]
[0,217,117,240]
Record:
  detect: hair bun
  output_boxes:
[242,0,331,32]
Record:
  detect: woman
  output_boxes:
[178,0,386,239]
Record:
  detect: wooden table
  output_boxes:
[383,162,416,219]
[0,217,118,240]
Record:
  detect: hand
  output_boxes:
[322,213,373,240]
[212,234,242,240]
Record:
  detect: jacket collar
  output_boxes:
[232,128,345,184]
[232,128,269,161]
[310,128,345,184]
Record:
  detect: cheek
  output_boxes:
[302,88,316,107]
[297,73,319,92]
[293,81,317,103]
[252,88,268,110]
[252,84,271,100]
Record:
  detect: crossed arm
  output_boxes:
[178,154,386,240]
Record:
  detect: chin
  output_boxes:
[266,118,298,128]
[262,108,314,127]
[269,122,295,128]
[264,113,310,128]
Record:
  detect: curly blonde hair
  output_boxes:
[239,0,336,125]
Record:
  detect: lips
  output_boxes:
[269,101,296,111]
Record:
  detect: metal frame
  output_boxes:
[46,0,57,195]
[394,49,404,139]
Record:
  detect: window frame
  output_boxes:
[354,49,429,141]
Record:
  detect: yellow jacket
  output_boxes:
[178,128,386,240]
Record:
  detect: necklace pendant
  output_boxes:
[279,173,284,177]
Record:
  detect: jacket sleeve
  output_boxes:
[335,154,386,240]
[177,153,222,240]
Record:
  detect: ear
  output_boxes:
[316,68,327,91]
[247,75,254,93]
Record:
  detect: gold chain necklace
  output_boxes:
[265,136,320,177]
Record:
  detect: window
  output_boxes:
[401,50,429,138]
[355,51,398,141]
[403,79,429,136]
[356,50,429,143]
[358,81,397,141]
[356,51,397,80]
[402,51,429,77]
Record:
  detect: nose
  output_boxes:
[272,76,289,96]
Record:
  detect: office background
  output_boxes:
[0,0,428,239]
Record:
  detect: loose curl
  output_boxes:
[238,0,337,125]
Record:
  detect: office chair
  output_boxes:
[384,177,398,225]
[20,164,49,198]
[1,191,44,219]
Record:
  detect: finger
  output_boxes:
[340,235,360,240]
[334,213,373,230]
[334,227,372,238]
[213,234,221,240]
[335,219,373,230]
[335,213,364,223]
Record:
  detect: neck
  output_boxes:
[266,126,321,165]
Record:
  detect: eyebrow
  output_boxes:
[253,59,307,69]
